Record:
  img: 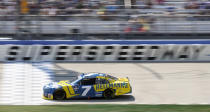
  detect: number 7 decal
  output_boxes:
[81,86,91,96]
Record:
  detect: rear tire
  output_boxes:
[53,89,66,100]
[103,89,115,99]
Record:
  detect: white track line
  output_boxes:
[0,63,53,105]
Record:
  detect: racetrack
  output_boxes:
[0,63,210,105]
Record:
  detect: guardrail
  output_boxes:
[0,14,209,39]
[0,20,210,35]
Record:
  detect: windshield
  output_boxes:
[70,75,83,85]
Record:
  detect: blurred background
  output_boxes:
[1,0,210,40]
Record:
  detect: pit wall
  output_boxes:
[0,40,210,62]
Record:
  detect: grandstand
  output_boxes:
[0,0,210,39]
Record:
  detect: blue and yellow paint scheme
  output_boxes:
[43,73,132,100]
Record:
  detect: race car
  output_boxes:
[43,73,132,100]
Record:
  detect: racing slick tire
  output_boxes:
[103,89,115,99]
[53,89,66,100]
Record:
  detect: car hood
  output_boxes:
[44,82,62,89]
[58,80,72,86]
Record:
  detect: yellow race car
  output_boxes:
[43,73,132,100]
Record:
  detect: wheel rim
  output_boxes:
[54,90,65,100]
[104,90,114,99]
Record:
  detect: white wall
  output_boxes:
[0,44,209,62]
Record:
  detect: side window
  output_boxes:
[81,78,96,85]
[97,78,109,84]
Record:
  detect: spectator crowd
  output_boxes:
[1,0,210,15]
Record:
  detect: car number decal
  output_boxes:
[81,86,91,96]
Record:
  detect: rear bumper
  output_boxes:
[128,86,132,93]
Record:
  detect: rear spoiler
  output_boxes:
[126,77,129,81]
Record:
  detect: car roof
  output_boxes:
[82,73,106,78]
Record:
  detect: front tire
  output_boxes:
[103,89,115,99]
[53,89,66,100]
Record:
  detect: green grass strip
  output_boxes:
[0,105,210,112]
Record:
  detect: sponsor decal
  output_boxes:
[95,83,128,90]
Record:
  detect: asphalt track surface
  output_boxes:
[0,63,210,105]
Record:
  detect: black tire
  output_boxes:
[103,89,115,99]
[53,89,66,100]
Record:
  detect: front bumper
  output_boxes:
[43,88,54,100]
[43,94,53,100]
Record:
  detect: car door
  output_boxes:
[78,78,96,97]
[95,78,109,90]
[94,78,110,97]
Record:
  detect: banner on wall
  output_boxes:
[0,40,210,62]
